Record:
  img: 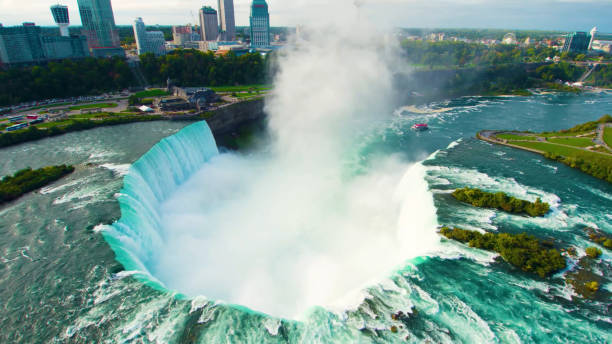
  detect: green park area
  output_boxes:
[209,85,272,93]
[604,127,612,147]
[68,103,118,111]
[487,115,612,183]
[133,89,170,98]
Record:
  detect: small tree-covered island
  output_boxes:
[0,165,75,204]
[439,227,566,278]
[452,187,551,217]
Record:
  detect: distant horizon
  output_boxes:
[1,0,611,32]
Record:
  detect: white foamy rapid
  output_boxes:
[104,4,440,319]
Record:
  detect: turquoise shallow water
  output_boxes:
[0,93,611,343]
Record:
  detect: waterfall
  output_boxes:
[103,121,219,287]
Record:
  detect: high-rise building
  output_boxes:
[50,5,70,37]
[0,22,88,66]
[76,0,123,56]
[250,0,270,48]
[217,0,236,41]
[562,32,590,53]
[42,35,89,60]
[0,23,45,65]
[199,6,219,42]
[133,18,166,56]
[173,25,193,45]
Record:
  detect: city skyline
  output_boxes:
[1,0,611,32]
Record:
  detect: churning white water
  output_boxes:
[107,2,441,319]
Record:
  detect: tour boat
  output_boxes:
[411,123,429,131]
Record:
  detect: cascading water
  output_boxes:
[103,121,220,284]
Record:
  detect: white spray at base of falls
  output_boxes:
[104,3,441,320]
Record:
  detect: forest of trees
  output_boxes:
[139,49,268,87]
[439,227,566,278]
[0,57,135,106]
[0,165,75,204]
[0,50,269,107]
[452,187,551,217]
[589,65,612,88]
[402,41,561,68]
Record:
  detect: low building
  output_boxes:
[156,98,191,112]
[173,86,218,110]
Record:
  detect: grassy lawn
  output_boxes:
[509,141,611,159]
[210,85,272,93]
[69,103,118,111]
[33,120,75,129]
[495,133,538,141]
[133,89,170,98]
[539,131,594,138]
[547,137,595,148]
[604,127,612,147]
[27,102,72,111]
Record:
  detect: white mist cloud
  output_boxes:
[147,2,441,319]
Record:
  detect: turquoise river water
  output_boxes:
[0,92,611,343]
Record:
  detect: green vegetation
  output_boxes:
[209,85,272,93]
[0,57,134,106]
[534,62,585,83]
[0,115,164,148]
[587,64,612,88]
[0,165,74,204]
[586,281,600,292]
[68,103,118,111]
[604,127,612,147]
[140,49,269,87]
[439,227,566,278]
[505,140,612,183]
[402,40,560,68]
[495,133,538,141]
[547,137,595,148]
[489,116,612,183]
[133,89,170,98]
[585,247,602,259]
[452,187,550,217]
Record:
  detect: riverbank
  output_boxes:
[0,98,266,149]
[0,165,74,204]
[478,115,612,183]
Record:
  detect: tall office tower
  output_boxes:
[0,23,45,65]
[133,18,166,56]
[173,25,193,45]
[77,0,122,56]
[199,6,219,41]
[217,0,236,41]
[50,5,70,37]
[133,17,147,54]
[250,0,270,48]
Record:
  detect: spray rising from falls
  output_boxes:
[104,8,441,319]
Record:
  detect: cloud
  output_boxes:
[0,0,610,31]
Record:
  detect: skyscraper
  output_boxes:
[50,5,70,37]
[250,0,270,48]
[0,23,45,65]
[133,18,166,56]
[173,25,193,45]
[76,0,122,56]
[217,0,236,41]
[199,6,219,42]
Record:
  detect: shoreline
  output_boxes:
[0,98,266,149]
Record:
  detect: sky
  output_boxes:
[1,0,611,32]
